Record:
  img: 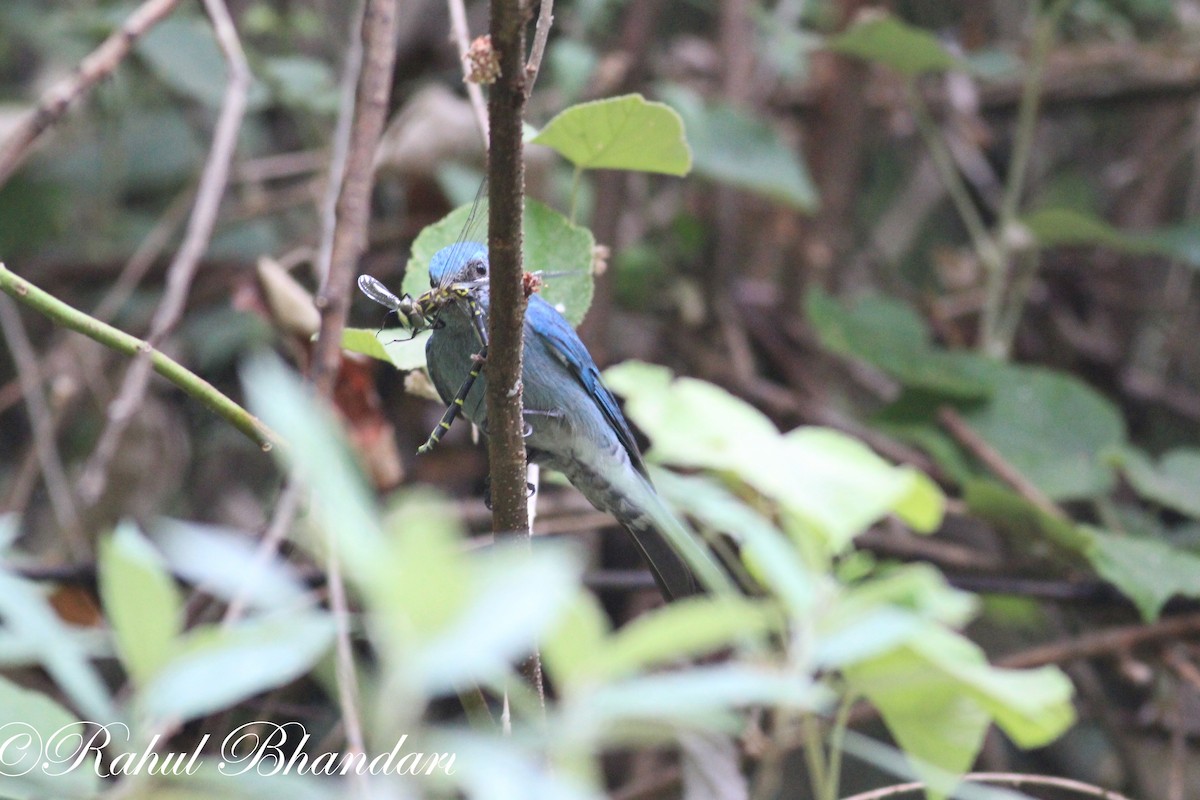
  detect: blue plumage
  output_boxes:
[422,242,710,600]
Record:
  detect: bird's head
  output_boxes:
[429,242,489,290]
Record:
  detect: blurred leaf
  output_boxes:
[137,15,268,108]
[547,39,599,104]
[965,480,1089,551]
[341,327,431,371]
[1082,526,1200,621]
[604,361,780,469]
[530,93,691,176]
[0,676,101,800]
[845,627,1074,794]
[607,363,943,553]
[1025,207,1200,267]
[403,199,595,326]
[413,543,582,694]
[658,84,817,210]
[1112,447,1200,519]
[0,514,18,553]
[138,612,334,723]
[0,571,117,722]
[576,665,825,735]
[542,594,611,690]
[828,14,962,75]
[958,366,1125,500]
[241,354,384,581]
[653,470,814,612]
[581,598,776,685]
[152,519,311,613]
[892,468,945,533]
[98,522,182,686]
[806,288,992,399]
[262,55,339,114]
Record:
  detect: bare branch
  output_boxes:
[77,0,252,506]
[524,0,555,98]
[447,0,490,140]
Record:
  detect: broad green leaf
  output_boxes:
[958,365,1125,500]
[1113,447,1200,519]
[341,327,431,371]
[607,364,943,552]
[137,612,334,723]
[542,594,611,689]
[806,288,992,399]
[1025,207,1200,267]
[965,480,1091,551]
[828,14,962,76]
[604,361,780,470]
[580,597,776,685]
[98,522,182,685]
[241,354,384,583]
[1082,526,1200,621]
[892,468,945,533]
[652,470,814,612]
[658,85,817,210]
[845,627,1074,796]
[0,571,117,722]
[403,199,596,326]
[575,665,826,737]
[412,543,582,694]
[531,93,691,176]
[152,519,310,613]
[137,16,268,109]
[0,676,101,799]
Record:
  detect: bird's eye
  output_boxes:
[473,260,487,277]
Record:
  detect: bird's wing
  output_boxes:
[527,296,649,478]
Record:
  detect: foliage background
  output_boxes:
[1,1,1199,799]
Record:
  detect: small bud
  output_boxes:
[464,35,501,85]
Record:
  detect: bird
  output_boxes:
[420,241,726,601]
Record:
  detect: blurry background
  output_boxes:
[2,1,1200,797]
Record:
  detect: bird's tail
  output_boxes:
[605,468,736,601]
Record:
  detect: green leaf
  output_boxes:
[652,470,814,612]
[0,676,101,799]
[137,16,268,109]
[845,627,1074,795]
[0,571,117,722]
[582,598,776,685]
[138,613,334,723]
[827,14,962,76]
[403,199,596,326]
[241,354,384,583]
[1113,447,1200,519]
[412,543,582,694]
[658,84,817,210]
[152,519,310,613]
[98,522,182,685]
[1082,527,1200,621]
[957,365,1125,500]
[341,327,431,371]
[892,468,945,533]
[531,93,692,176]
[1025,207,1200,267]
[805,288,993,399]
[607,363,943,553]
[542,593,611,690]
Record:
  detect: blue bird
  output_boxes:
[421,242,728,601]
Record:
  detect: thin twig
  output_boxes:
[0,298,87,557]
[0,265,277,451]
[839,771,1134,800]
[447,0,490,140]
[315,0,365,286]
[309,0,398,396]
[77,0,251,505]
[524,0,555,98]
[0,0,183,187]
[997,611,1200,669]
